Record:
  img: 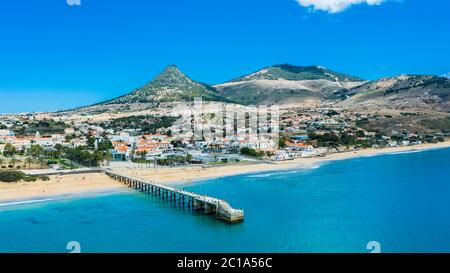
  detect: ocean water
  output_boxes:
[1,148,450,253]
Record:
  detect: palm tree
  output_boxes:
[25,157,33,170]
[38,157,46,169]
[104,152,112,167]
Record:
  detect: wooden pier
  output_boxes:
[105,170,244,223]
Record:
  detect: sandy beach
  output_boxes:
[0,141,449,204]
[0,173,126,204]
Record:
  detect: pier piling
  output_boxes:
[105,170,244,223]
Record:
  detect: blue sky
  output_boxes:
[0,0,449,113]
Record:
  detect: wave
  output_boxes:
[0,188,130,209]
[368,148,438,158]
[246,164,321,178]
[0,198,57,208]
[246,173,273,178]
[383,150,423,156]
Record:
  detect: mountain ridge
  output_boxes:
[63,64,450,114]
[336,74,450,111]
[214,64,366,105]
[228,64,365,83]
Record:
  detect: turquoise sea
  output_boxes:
[1,148,450,253]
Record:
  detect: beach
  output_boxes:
[118,141,450,185]
[0,141,449,204]
[0,173,126,204]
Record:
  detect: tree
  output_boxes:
[356,130,366,138]
[65,135,74,142]
[137,151,147,159]
[49,144,64,159]
[87,136,96,149]
[279,136,287,148]
[308,132,340,147]
[29,145,44,158]
[38,158,46,169]
[0,171,25,182]
[0,158,3,169]
[103,152,112,166]
[25,157,33,170]
[240,147,265,158]
[171,140,183,148]
[54,144,64,153]
[340,133,356,146]
[64,147,101,167]
[97,139,113,151]
[3,143,16,157]
[186,153,192,162]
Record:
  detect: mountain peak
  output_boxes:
[150,65,189,86]
[273,63,324,70]
[231,64,364,82]
[105,65,230,104]
[162,64,181,73]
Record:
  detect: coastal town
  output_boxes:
[0,105,448,177]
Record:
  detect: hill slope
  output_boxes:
[214,64,365,105]
[105,65,230,104]
[336,75,450,111]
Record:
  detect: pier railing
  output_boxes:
[104,170,244,223]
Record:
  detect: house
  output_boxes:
[272,151,292,161]
[64,128,75,136]
[112,144,131,159]
[145,150,163,160]
[253,139,277,151]
[11,138,32,150]
[388,141,398,147]
[109,149,126,162]
[136,139,173,154]
[109,132,138,144]
[32,137,55,147]
[285,141,314,152]
[0,129,15,137]
[142,133,168,142]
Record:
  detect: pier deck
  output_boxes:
[105,170,244,223]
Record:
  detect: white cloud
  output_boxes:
[296,0,385,13]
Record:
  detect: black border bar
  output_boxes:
[0,253,448,272]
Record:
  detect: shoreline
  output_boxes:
[0,173,127,206]
[120,141,450,186]
[0,141,449,205]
